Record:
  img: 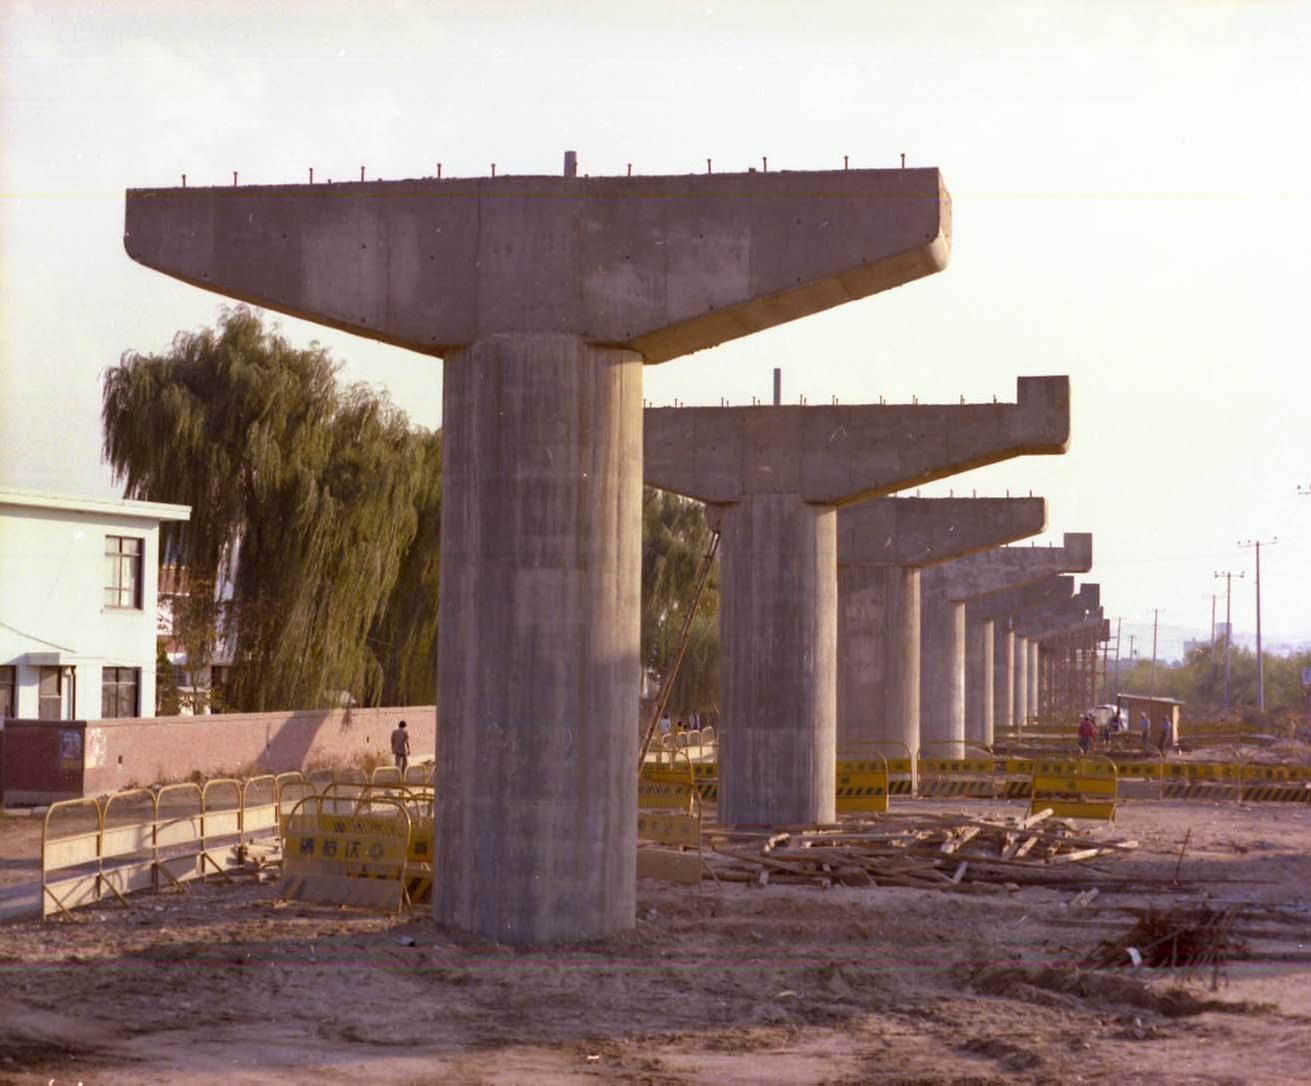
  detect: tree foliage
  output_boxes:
[154,639,181,716]
[103,306,440,711]
[1116,639,1311,716]
[641,487,719,716]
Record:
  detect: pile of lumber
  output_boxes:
[703,809,1140,893]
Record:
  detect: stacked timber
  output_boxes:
[703,809,1141,893]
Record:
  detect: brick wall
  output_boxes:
[78,706,437,795]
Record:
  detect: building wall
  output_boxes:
[1,491,187,722]
[79,705,437,794]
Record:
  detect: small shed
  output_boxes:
[1116,694,1184,741]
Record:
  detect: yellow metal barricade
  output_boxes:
[839,740,912,798]
[276,774,319,831]
[306,768,337,791]
[1159,760,1241,801]
[279,794,414,911]
[403,762,433,788]
[201,778,244,880]
[1240,762,1311,803]
[1030,759,1117,821]
[835,753,890,813]
[41,797,103,919]
[154,782,204,890]
[241,775,279,843]
[643,747,719,803]
[637,779,702,884]
[916,743,997,799]
[100,788,157,904]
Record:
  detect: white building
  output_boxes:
[0,488,190,721]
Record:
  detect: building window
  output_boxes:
[38,666,63,720]
[104,536,143,609]
[0,666,14,719]
[101,667,140,719]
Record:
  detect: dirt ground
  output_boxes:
[1,798,1309,1086]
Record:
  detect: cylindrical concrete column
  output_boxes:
[719,493,837,825]
[1027,639,1039,721]
[964,614,994,747]
[1013,634,1029,728]
[920,593,965,754]
[436,334,641,944]
[993,624,1014,732]
[837,564,920,758]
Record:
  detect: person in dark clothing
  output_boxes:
[390,719,411,774]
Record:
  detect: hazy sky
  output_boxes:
[2,0,1308,657]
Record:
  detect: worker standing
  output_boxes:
[1077,714,1095,755]
[1157,714,1175,756]
[390,719,411,774]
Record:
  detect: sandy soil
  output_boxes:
[0,816,41,890]
[2,798,1308,1086]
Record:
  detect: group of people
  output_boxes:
[659,712,705,737]
[1076,708,1175,755]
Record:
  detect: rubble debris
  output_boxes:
[1083,905,1246,984]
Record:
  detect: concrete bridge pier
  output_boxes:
[837,563,920,759]
[647,378,1070,824]
[837,497,1046,761]
[1028,639,1040,721]
[125,161,957,943]
[718,493,837,826]
[965,613,995,746]
[1013,634,1030,729]
[437,334,642,942]
[924,532,1093,748]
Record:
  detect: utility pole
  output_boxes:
[1238,538,1277,710]
[1111,616,1122,700]
[1101,622,1111,702]
[1149,608,1163,699]
[1213,569,1244,711]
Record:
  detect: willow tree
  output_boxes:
[103,305,438,711]
[640,487,720,717]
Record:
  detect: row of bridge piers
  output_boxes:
[125,156,1112,944]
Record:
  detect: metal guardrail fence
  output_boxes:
[40,767,439,919]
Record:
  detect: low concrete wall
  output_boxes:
[78,706,436,795]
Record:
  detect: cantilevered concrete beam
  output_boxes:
[919,533,1092,750]
[127,164,951,945]
[646,381,1068,825]
[125,168,949,362]
[837,497,1046,761]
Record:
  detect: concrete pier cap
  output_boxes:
[124,166,951,361]
[125,161,953,945]
[646,382,1068,826]
[836,496,1046,761]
